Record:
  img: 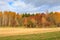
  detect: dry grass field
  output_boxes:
[0,27,60,37]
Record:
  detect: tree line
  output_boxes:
[0,11,60,27]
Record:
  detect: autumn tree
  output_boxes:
[0,12,2,26]
[52,12,60,27]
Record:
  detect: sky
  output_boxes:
[0,0,60,13]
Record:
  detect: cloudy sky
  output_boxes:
[0,0,60,13]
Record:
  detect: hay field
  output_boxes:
[0,27,60,37]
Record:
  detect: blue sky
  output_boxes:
[0,0,60,13]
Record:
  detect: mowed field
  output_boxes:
[0,27,60,37]
[0,31,60,40]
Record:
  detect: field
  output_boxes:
[0,27,60,40]
[0,31,60,40]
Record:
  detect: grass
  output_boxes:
[0,31,60,40]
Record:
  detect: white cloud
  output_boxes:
[0,0,36,13]
[48,6,60,12]
[11,1,35,12]
[0,0,60,13]
[0,0,16,12]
